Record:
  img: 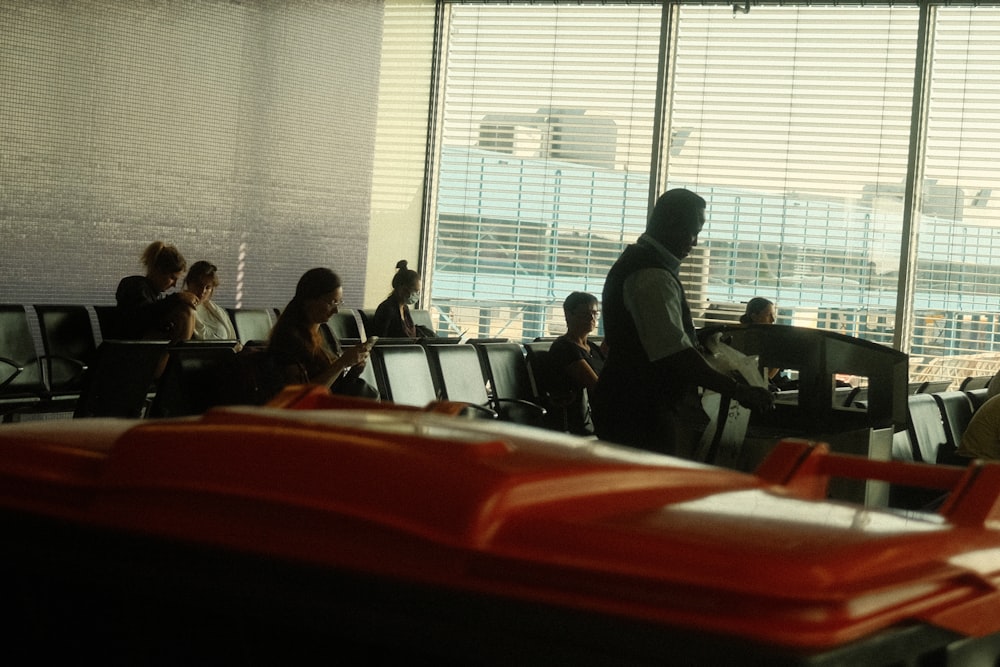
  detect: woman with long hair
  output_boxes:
[268,268,375,397]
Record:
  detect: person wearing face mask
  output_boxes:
[371,259,422,339]
[267,267,376,398]
[183,261,238,344]
[591,189,774,458]
[114,240,199,342]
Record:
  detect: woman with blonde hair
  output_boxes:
[114,240,199,342]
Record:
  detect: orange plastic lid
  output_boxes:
[0,388,998,651]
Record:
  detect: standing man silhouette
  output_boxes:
[592,188,773,456]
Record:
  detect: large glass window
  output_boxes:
[912,7,1000,381]
[428,4,661,340]
[425,2,1000,385]
[665,6,918,345]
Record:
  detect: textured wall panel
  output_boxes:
[0,0,382,311]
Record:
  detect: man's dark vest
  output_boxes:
[597,241,696,410]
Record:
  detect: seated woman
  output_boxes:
[545,292,607,435]
[115,240,198,342]
[371,259,421,339]
[739,296,791,389]
[183,261,239,344]
[267,267,376,398]
[739,297,776,325]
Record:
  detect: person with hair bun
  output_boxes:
[267,267,376,398]
[371,259,422,339]
[114,240,199,342]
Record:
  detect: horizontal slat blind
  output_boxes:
[430,3,661,340]
[666,5,919,347]
[426,2,1000,385]
[910,7,1000,381]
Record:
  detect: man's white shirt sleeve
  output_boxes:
[623,267,693,362]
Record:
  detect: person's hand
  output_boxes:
[733,384,775,412]
[340,342,370,368]
[177,291,200,308]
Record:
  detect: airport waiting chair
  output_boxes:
[912,379,953,394]
[523,340,574,433]
[34,304,99,405]
[887,393,965,512]
[905,393,948,464]
[320,323,343,352]
[327,310,366,341]
[887,427,946,511]
[423,344,497,419]
[92,304,122,341]
[959,375,993,392]
[358,310,375,339]
[410,309,436,336]
[0,305,47,421]
[932,391,974,466]
[368,344,438,407]
[227,308,275,345]
[147,342,243,418]
[966,388,990,412]
[890,428,916,463]
[73,340,170,419]
[473,342,546,426]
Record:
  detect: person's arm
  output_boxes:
[625,269,772,412]
[312,342,371,387]
[565,358,599,391]
[654,348,773,412]
[371,300,394,337]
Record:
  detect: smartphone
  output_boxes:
[363,336,379,351]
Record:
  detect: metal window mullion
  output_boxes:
[893,2,935,353]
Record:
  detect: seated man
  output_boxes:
[957,394,1000,461]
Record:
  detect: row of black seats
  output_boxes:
[0,304,288,421]
[0,304,447,422]
[889,387,989,510]
[138,339,563,427]
[358,341,563,429]
[74,340,562,428]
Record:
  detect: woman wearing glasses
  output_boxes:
[268,267,375,397]
[542,291,607,435]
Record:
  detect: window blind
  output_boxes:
[666,5,919,347]
[429,3,662,340]
[910,6,1000,381]
[426,1,1000,386]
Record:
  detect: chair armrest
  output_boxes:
[0,356,24,391]
[494,397,547,415]
[460,402,499,419]
[493,397,547,425]
[38,354,88,386]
